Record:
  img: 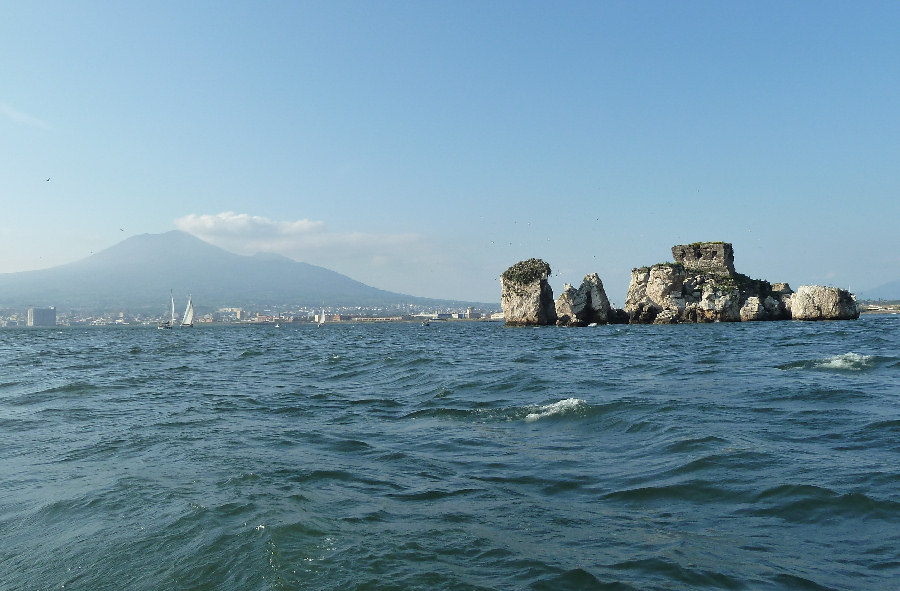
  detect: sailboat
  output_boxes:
[158,290,175,329]
[181,295,194,327]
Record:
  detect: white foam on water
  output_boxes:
[524,398,586,422]
[815,352,874,371]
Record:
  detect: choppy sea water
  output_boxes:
[1,316,899,591]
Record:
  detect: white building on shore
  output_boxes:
[27,307,56,327]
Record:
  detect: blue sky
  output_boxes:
[2,1,898,303]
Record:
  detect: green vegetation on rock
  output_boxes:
[707,273,739,291]
[502,258,551,284]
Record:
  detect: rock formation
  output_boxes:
[790,285,859,320]
[625,242,855,323]
[554,285,579,326]
[555,273,616,326]
[501,258,557,326]
[501,242,859,327]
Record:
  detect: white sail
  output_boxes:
[181,295,194,327]
[158,290,176,329]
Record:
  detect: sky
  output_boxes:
[2,1,899,304]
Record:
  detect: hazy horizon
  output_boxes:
[3,3,899,302]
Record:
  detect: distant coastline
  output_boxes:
[0,311,504,328]
[859,302,900,314]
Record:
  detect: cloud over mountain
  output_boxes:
[174,212,421,265]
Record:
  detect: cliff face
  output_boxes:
[501,259,557,326]
[625,242,853,323]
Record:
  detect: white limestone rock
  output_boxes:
[740,296,766,321]
[555,284,579,326]
[625,264,688,322]
[698,283,741,322]
[653,309,679,324]
[790,286,859,320]
[579,273,614,324]
[555,273,614,326]
[646,265,685,310]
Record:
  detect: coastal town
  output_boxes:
[0,304,504,327]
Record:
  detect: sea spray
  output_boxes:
[524,398,587,422]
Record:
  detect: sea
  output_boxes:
[1,315,899,591]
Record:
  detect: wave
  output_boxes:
[770,573,840,591]
[387,487,481,502]
[604,481,739,504]
[669,450,774,476]
[743,484,900,523]
[532,567,640,591]
[861,419,900,435]
[777,352,894,372]
[524,398,587,422]
[403,398,653,427]
[404,407,475,421]
[611,557,744,590]
[664,435,729,453]
[40,381,100,394]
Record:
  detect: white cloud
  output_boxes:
[0,101,50,129]
[175,212,323,239]
[174,211,421,263]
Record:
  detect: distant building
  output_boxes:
[27,307,56,327]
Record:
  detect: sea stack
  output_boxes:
[501,258,557,326]
[555,273,616,326]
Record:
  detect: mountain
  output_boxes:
[0,231,467,312]
[857,279,900,301]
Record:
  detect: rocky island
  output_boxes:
[501,242,859,326]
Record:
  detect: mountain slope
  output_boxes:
[857,279,900,301]
[0,231,446,311]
